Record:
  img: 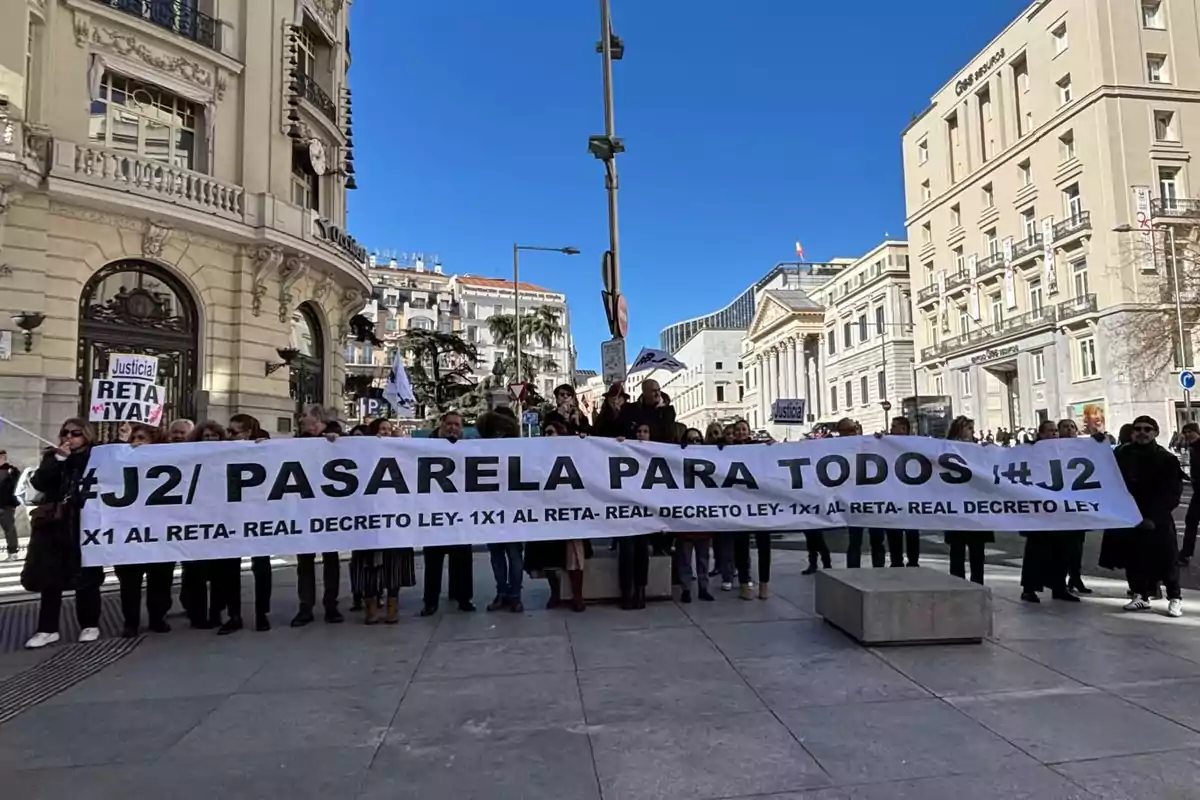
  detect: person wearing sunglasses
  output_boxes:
[23,418,106,649]
[1116,416,1184,617]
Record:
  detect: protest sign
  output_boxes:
[77,436,1142,566]
[108,353,159,384]
[88,379,166,424]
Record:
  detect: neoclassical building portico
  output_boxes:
[741,289,824,438]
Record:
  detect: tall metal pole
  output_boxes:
[600,0,622,301]
[512,243,522,435]
[1168,226,1191,422]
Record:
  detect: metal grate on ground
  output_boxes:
[0,593,126,655]
[0,636,143,725]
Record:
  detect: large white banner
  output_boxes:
[74,436,1142,566]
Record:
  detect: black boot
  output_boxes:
[802,559,819,576]
[546,573,562,610]
[634,587,647,610]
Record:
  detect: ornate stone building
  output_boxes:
[0,0,368,458]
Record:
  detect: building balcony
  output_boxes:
[923,308,1058,362]
[1056,293,1097,321]
[1151,198,1200,222]
[1011,233,1042,264]
[57,141,244,221]
[917,284,940,306]
[945,270,972,292]
[296,72,338,124]
[975,252,1004,278]
[1053,211,1091,241]
[95,0,219,51]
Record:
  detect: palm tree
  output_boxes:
[487,307,564,385]
[394,329,480,415]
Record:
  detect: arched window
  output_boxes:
[290,303,325,410]
[407,316,433,330]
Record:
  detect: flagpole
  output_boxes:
[0,414,59,449]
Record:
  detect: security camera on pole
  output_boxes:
[592,0,628,378]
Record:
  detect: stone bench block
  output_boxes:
[814,567,992,646]
[561,553,672,602]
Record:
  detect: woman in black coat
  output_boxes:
[942,416,994,584]
[22,417,106,649]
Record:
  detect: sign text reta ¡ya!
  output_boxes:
[955,48,1006,96]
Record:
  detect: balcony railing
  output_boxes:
[917,284,939,304]
[1056,293,1097,320]
[1053,211,1091,240]
[945,270,972,290]
[1151,198,1200,221]
[296,72,338,123]
[975,252,1004,277]
[920,345,941,362]
[1011,233,1042,261]
[65,142,244,220]
[96,0,219,51]
[923,308,1058,361]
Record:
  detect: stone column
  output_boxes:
[756,354,767,426]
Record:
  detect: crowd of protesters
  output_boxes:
[10,378,1190,649]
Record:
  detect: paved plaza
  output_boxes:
[1,549,1199,799]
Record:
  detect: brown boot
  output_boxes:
[568,569,586,612]
[364,597,380,625]
[385,597,399,624]
[758,582,771,600]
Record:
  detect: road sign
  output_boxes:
[881,400,893,412]
[601,337,626,386]
[616,295,629,339]
[1181,371,1197,391]
[508,382,528,402]
[522,411,540,427]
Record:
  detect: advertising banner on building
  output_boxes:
[967,255,981,321]
[1003,237,1017,310]
[1132,186,1156,274]
[1042,216,1058,294]
[78,435,1140,565]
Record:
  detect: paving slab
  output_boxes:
[871,640,1086,698]
[841,763,1097,799]
[735,650,931,710]
[1002,635,1200,687]
[703,618,857,660]
[578,659,767,723]
[1104,677,1200,733]
[390,671,583,739]
[415,634,574,679]
[571,625,725,671]
[1052,748,1200,799]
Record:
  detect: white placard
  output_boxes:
[88,379,166,424]
[77,435,1142,565]
[108,353,159,383]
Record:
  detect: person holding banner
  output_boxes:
[115,423,177,637]
[1057,418,1092,595]
[480,410,527,613]
[22,418,106,649]
[881,416,921,568]
[525,420,590,612]
[291,405,346,627]
[227,414,276,631]
[943,416,993,585]
[841,418,887,570]
[420,411,476,617]
[1019,421,1079,605]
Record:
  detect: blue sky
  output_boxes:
[347,0,1026,370]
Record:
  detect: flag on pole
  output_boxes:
[794,241,805,260]
[382,351,416,419]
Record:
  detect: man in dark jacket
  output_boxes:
[421,411,476,616]
[629,379,677,443]
[1179,422,1200,565]
[0,450,20,561]
[291,406,345,627]
[1118,415,1184,617]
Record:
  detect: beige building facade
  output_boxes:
[904,0,1200,435]
[0,0,369,460]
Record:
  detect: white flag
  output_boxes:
[630,347,687,373]
[382,350,416,419]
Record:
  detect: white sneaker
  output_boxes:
[5,551,19,562]
[78,627,100,643]
[1168,599,1183,618]
[720,582,733,591]
[1124,598,1152,612]
[24,632,60,649]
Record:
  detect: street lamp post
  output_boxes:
[590,0,626,353]
[511,244,580,432]
[1114,222,1189,421]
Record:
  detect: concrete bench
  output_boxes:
[814,567,992,646]
[561,552,673,603]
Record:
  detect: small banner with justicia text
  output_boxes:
[76,436,1142,566]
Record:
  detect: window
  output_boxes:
[1154,110,1178,142]
[947,113,960,183]
[1159,166,1181,208]
[958,307,970,333]
[985,228,999,255]
[88,72,201,171]
[830,386,838,412]
[1143,0,1164,28]
[738,384,744,402]
[1052,23,1068,55]
[466,325,478,343]
[716,385,725,403]
[409,296,427,309]
[917,138,929,164]
[982,183,994,209]
[933,373,945,396]
[1032,350,1045,383]
[1072,259,1089,297]
[989,293,1003,324]
[24,12,44,123]
[1028,279,1044,314]
[1064,183,1083,219]
[950,203,961,228]
[977,85,993,160]
[715,361,724,370]
[860,376,869,405]
[843,321,852,349]
[291,145,319,211]
[1018,159,1032,187]
[1013,55,1030,136]
[959,369,972,397]
[1057,75,1073,105]
[858,315,868,342]
[954,246,965,274]
[1147,54,1169,83]
[845,381,854,408]
[407,317,432,331]
[385,317,397,331]
[874,305,885,335]
[877,371,886,400]
[827,332,836,355]
[1017,208,1035,242]
[1059,130,1076,161]
[921,221,932,244]
[492,304,503,317]
[465,301,477,319]
[1076,336,1097,378]
[921,180,931,202]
